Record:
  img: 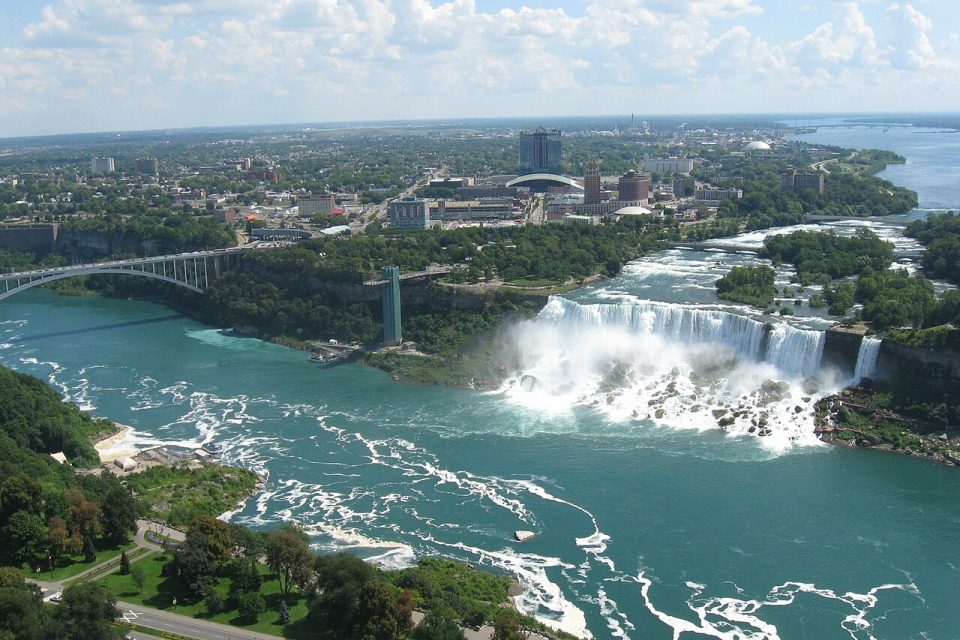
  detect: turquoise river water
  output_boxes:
[2,120,959,639]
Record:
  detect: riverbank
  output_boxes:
[815,386,960,466]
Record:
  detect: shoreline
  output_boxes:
[93,423,139,462]
[815,390,960,467]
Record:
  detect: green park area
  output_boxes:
[99,552,310,637]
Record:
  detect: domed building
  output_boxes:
[614,204,654,218]
[744,140,771,151]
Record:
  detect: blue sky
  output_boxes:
[0,0,957,137]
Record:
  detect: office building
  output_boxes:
[780,169,825,194]
[136,158,159,175]
[642,158,695,174]
[519,128,562,175]
[583,159,602,205]
[618,169,650,202]
[298,193,336,217]
[389,197,431,230]
[673,175,695,197]
[90,157,115,174]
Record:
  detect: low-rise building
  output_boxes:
[642,158,695,174]
[429,177,474,189]
[694,187,742,204]
[457,184,520,199]
[433,199,520,221]
[563,214,600,226]
[576,200,647,216]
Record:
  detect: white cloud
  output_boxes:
[0,0,957,136]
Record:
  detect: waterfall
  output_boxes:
[764,323,826,378]
[540,297,767,359]
[539,297,825,376]
[854,336,882,381]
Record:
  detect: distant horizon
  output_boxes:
[3,110,960,144]
[1,1,957,139]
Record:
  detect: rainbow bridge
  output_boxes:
[0,248,245,301]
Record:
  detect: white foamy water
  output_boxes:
[854,336,882,382]
[501,297,840,450]
[630,570,922,640]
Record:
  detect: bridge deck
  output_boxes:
[363,266,454,286]
[0,247,244,281]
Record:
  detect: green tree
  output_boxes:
[230,557,262,594]
[310,553,379,634]
[265,524,314,602]
[353,580,413,640]
[79,474,136,544]
[4,510,46,565]
[412,611,465,640]
[715,265,776,308]
[129,564,145,595]
[83,537,97,564]
[492,611,524,640]
[44,516,72,570]
[56,581,121,640]
[0,575,54,640]
[825,281,856,316]
[237,591,266,620]
[278,599,292,625]
[118,551,130,575]
[203,587,224,616]
[173,531,220,598]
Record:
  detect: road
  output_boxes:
[353,165,448,233]
[116,601,277,640]
[810,157,837,174]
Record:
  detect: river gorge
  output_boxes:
[2,120,960,639]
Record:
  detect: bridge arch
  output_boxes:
[0,266,205,302]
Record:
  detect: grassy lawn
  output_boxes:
[99,553,311,638]
[502,276,564,288]
[21,539,138,582]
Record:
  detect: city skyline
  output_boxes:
[0,0,958,138]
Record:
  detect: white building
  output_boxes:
[90,157,115,173]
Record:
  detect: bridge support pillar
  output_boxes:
[381,266,402,346]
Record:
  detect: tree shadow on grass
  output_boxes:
[282,617,322,640]
[143,574,194,610]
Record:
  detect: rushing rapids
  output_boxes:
[503,297,840,449]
